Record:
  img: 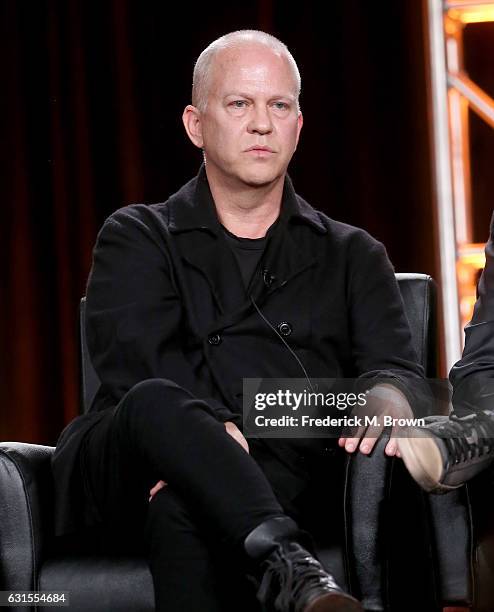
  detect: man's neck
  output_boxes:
[205,166,285,239]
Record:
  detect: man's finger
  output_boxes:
[359,436,377,454]
[341,424,367,452]
[225,421,250,453]
[384,426,400,456]
[341,423,365,441]
[385,439,398,456]
[149,479,167,502]
[344,434,364,453]
[358,422,384,454]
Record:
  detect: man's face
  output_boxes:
[193,45,303,188]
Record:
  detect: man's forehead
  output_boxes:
[224,64,284,86]
[210,45,296,91]
[217,45,286,71]
[219,43,283,61]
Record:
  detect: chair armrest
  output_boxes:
[344,436,391,611]
[425,487,474,607]
[344,436,474,610]
[0,442,55,594]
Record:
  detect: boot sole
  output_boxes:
[397,429,459,493]
[305,592,363,612]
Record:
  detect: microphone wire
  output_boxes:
[249,294,316,394]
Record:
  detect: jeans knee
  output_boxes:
[130,377,187,402]
[115,378,193,437]
[129,377,193,410]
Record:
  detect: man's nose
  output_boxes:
[247,105,273,135]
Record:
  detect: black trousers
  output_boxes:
[80,378,337,612]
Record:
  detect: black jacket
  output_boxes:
[52,164,424,536]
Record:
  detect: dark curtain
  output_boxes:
[1,0,437,445]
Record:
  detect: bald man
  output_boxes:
[53,30,425,612]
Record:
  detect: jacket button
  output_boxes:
[277,322,292,336]
[208,333,222,346]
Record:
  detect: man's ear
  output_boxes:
[182,105,204,149]
[295,111,303,148]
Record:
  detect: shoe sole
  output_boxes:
[305,592,363,612]
[397,428,459,493]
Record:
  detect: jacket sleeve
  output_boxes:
[346,230,429,415]
[450,212,494,415]
[85,205,240,424]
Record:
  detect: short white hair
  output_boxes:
[192,30,301,112]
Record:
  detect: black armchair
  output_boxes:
[0,273,473,611]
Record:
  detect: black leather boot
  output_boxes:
[244,516,363,612]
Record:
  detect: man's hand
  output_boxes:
[148,420,249,502]
[338,384,412,457]
[224,421,250,454]
[148,479,167,502]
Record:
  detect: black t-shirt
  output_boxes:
[221,226,269,289]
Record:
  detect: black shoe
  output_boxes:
[244,517,363,612]
[398,411,494,493]
[258,540,363,612]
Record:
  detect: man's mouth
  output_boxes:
[245,146,275,155]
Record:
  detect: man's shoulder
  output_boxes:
[295,194,383,251]
[101,174,198,235]
[102,201,170,230]
[91,204,171,256]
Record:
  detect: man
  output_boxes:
[52,30,424,612]
[398,212,494,493]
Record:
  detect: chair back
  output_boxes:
[79,298,101,414]
[395,273,436,376]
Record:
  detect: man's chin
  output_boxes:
[237,167,284,188]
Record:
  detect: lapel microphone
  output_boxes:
[262,269,276,288]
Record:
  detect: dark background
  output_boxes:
[1,0,492,445]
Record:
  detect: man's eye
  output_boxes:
[231,100,247,108]
[273,102,289,110]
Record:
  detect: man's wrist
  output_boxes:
[366,383,411,409]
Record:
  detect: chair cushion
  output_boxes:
[38,555,155,612]
[38,546,345,612]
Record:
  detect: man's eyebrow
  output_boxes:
[223,92,296,101]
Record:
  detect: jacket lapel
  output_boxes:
[247,226,318,305]
[181,234,247,315]
[168,164,247,314]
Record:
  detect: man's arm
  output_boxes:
[450,211,494,414]
[85,205,240,425]
[339,231,427,455]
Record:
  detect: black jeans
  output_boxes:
[80,378,332,612]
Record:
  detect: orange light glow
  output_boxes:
[458,243,487,268]
[457,243,486,328]
[445,15,462,34]
[447,5,494,23]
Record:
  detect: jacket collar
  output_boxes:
[168,163,327,236]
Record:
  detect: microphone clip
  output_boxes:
[262,269,276,288]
